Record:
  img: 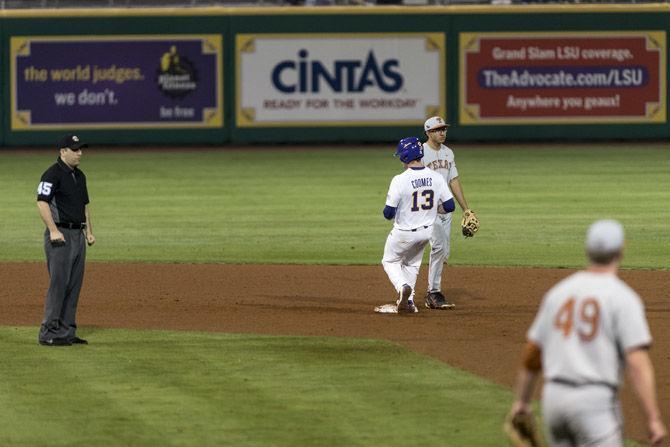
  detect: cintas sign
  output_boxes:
[236,33,445,127]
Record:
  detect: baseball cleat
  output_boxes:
[424,291,455,309]
[38,337,72,347]
[397,284,418,314]
[406,300,418,313]
[70,336,88,345]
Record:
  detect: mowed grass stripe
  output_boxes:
[1,145,668,267]
[0,327,646,447]
[1,326,522,447]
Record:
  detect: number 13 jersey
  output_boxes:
[385,167,453,231]
[528,271,651,388]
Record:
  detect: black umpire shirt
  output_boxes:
[37,157,90,225]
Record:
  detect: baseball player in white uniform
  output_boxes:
[378,137,455,314]
[421,116,474,310]
[509,220,667,446]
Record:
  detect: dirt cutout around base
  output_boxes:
[3,263,669,443]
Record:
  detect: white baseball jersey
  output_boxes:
[422,143,459,185]
[385,167,452,231]
[528,271,651,388]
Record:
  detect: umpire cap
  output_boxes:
[58,134,88,151]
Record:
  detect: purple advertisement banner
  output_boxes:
[11,35,223,130]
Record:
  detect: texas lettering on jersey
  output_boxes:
[422,143,458,185]
[424,159,451,172]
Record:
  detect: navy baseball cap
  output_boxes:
[57,134,88,150]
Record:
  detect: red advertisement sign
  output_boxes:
[460,32,666,124]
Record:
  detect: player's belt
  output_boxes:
[549,377,617,391]
[56,222,86,230]
[398,225,432,232]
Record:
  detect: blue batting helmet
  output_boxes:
[394,137,423,164]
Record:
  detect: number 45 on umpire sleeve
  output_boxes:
[37,181,53,195]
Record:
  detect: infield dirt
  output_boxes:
[2,262,668,443]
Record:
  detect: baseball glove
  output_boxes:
[461,209,480,237]
[503,412,543,447]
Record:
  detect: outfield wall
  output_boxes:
[2,5,670,145]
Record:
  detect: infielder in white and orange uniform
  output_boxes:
[509,220,667,446]
[379,137,455,314]
[421,116,473,309]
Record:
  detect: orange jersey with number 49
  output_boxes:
[528,271,651,387]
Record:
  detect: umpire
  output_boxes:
[36,134,96,346]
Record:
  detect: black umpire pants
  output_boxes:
[39,228,86,342]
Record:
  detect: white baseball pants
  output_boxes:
[542,382,622,447]
[382,226,432,297]
[427,213,452,293]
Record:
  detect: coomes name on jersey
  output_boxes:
[410,178,433,189]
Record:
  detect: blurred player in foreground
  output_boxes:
[507,219,666,446]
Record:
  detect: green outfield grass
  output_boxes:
[0,326,520,446]
[2,144,669,268]
[0,326,645,447]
